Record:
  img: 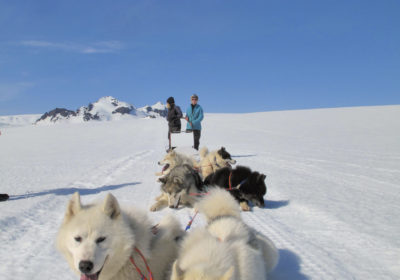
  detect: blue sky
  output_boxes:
[0,0,399,115]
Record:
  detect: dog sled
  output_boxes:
[169,130,193,149]
[167,119,197,153]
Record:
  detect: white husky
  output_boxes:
[171,189,279,280]
[57,192,184,280]
[198,147,237,179]
[156,150,197,176]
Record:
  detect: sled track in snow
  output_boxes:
[243,211,347,280]
[0,193,66,277]
[72,150,154,188]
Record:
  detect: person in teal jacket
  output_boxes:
[185,94,204,150]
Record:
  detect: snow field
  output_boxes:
[0,105,399,279]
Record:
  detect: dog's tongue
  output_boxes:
[162,164,170,171]
[80,274,98,280]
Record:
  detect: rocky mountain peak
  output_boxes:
[35,96,167,124]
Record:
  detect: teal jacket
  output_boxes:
[186,104,204,130]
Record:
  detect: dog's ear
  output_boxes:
[158,177,167,183]
[173,177,183,185]
[65,192,82,222]
[218,147,226,157]
[221,266,234,280]
[171,261,184,280]
[260,174,267,181]
[102,193,121,219]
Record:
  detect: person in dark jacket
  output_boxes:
[166,97,182,151]
[185,94,204,150]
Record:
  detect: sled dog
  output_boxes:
[156,150,197,176]
[198,147,236,178]
[171,189,279,280]
[151,164,204,211]
[57,192,184,280]
[204,165,267,211]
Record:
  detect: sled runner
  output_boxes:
[167,119,195,152]
[170,130,193,149]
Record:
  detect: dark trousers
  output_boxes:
[193,130,201,150]
[168,126,181,149]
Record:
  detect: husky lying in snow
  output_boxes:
[57,192,184,280]
[156,150,197,176]
[171,189,279,280]
[204,165,267,211]
[198,147,237,179]
[151,164,204,211]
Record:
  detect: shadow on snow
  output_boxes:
[8,182,140,201]
[264,199,290,209]
[269,249,310,280]
[231,154,258,158]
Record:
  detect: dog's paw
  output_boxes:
[240,201,251,211]
[150,205,159,212]
[151,224,159,234]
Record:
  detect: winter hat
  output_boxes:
[167,97,175,105]
[191,94,199,100]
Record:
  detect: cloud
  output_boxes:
[0,82,34,102]
[19,40,123,54]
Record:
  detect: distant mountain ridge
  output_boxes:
[35,96,167,124]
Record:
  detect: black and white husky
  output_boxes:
[204,165,267,211]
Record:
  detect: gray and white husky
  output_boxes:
[150,164,204,211]
[171,188,279,280]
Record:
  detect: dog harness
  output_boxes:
[228,172,248,190]
[130,247,153,280]
[185,210,199,231]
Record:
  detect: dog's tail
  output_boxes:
[254,232,280,273]
[196,188,240,222]
[199,147,209,159]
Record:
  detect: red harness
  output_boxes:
[228,172,233,190]
[130,247,153,280]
